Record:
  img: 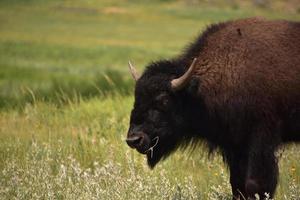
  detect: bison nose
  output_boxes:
[126,135,143,148]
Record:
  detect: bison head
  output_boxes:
[126,59,199,168]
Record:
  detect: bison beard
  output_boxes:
[126,17,300,199]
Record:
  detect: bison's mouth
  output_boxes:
[126,132,151,154]
[135,136,151,154]
[126,132,162,168]
[135,136,160,157]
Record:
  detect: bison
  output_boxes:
[125,17,300,199]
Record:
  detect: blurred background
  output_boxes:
[0,0,299,110]
[0,0,299,199]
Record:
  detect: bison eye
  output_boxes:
[155,93,170,106]
[155,93,171,111]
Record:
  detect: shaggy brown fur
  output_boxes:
[126,17,300,199]
[190,17,300,142]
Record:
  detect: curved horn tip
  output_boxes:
[128,60,139,81]
[192,57,197,64]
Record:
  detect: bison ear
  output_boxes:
[170,58,197,91]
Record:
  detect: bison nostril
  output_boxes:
[126,135,143,147]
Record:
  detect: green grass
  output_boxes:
[0,98,299,199]
[0,0,299,199]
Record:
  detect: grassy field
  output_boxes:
[0,0,299,199]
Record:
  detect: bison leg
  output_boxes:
[245,155,278,199]
[245,126,280,199]
[225,151,248,199]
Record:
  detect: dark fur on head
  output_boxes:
[129,21,229,167]
[130,60,207,167]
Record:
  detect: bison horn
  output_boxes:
[128,61,140,81]
[171,58,197,91]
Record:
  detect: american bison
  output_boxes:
[126,17,300,199]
